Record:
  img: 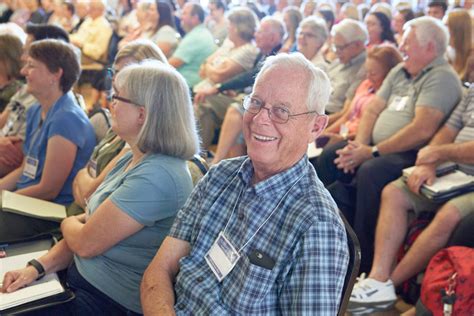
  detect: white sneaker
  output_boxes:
[347,274,397,314]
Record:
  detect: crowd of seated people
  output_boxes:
[1,0,474,314]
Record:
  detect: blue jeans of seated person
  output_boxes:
[25,263,141,316]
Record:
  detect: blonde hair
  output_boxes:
[446,9,472,79]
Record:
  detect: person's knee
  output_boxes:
[430,204,462,236]
[226,106,243,121]
[381,183,412,211]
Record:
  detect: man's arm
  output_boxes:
[168,57,185,69]
[354,96,386,144]
[376,106,445,155]
[278,221,349,315]
[141,237,191,315]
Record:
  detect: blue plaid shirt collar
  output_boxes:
[238,154,309,198]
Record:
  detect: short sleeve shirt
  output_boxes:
[373,57,463,145]
[172,24,217,87]
[17,92,96,204]
[170,156,349,315]
[326,51,366,114]
[74,151,193,313]
[445,85,474,175]
[0,85,37,139]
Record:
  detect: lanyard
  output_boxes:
[223,173,304,253]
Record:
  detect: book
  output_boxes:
[0,250,65,311]
[402,163,474,201]
[1,191,66,222]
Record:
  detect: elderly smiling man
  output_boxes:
[140,53,349,315]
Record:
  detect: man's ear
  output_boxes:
[308,114,328,144]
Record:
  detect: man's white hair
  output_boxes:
[256,52,331,114]
[403,16,449,57]
[331,19,368,44]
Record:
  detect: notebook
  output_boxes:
[0,250,65,311]
[1,191,66,222]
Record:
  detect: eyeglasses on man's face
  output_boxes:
[242,96,318,124]
[332,41,354,52]
[111,94,144,107]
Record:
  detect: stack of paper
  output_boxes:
[0,251,64,311]
[1,191,66,222]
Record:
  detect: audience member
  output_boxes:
[59,1,81,33]
[194,6,259,149]
[205,0,228,46]
[279,6,302,53]
[0,39,96,243]
[0,24,69,180]
[115,0,139,37]
[0,35,23,113]
[322,45,402,146]
[194,16,285,161]
[316,16,463,274]
[141,53,349,315]
[71,0,113,109]
[339,2,359,21]
[364,11,396,48]
[119,0,178,57]
[168,2,216,88]
[392,7,415,44]
[1,60,199,315]
[325,19,367,123]
[297,16,329,71]
[445,8,472,80]
[348,84,474,314]
[301,0,316,17]
[426,0,447,19]
[70,0,90,34]
[69,39,167,217]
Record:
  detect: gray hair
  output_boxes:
[115,39,167,65]
[261,16,286,41]
[255,53,331,114]
[403,16,449,57]
[115,60,199,158]
[227,7,259,42]
[298,16,329,47]
[331,18,368,44]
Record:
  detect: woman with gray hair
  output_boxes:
[297,16,329,72]
[1,60,199,315]
[194,6,259,93]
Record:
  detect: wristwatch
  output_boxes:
[371,146,380,158]
[27,259,45,280]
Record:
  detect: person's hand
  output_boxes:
[1,266,38,293]
[193,86,219,105]
[334,141,372,173]
[407,164,437,194]
[415,145,442,166]
[0,136,23,167]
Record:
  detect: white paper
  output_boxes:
[0,251,64,311]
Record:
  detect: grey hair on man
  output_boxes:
[331,18,368,45]
[298,16,329,48]
[115,60,200,158]
[403,16,449,57]
[255,53,331,114]
[260,16,286,41]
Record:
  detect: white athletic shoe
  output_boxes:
[347,274,397,314]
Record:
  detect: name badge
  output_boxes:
[88,159,98,178]
[23,156,39,179]
[388,96,409,111]
[205,232,241,282]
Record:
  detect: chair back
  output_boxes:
[338,210,361,316]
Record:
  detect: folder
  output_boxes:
[1,191,66,222]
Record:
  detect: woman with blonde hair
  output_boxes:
[445,9,472,79]
[280,6,302,53]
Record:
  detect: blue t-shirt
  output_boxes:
[17,92,96,204]
[74,151,193,313]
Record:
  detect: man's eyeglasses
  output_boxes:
[111,94,144,107]
[242,96,318,124]
[332,42,354,52]
[298,31,318,39]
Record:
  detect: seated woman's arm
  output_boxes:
[61,198,144,258]
[204,59,245,84]
[2,239,74,293]
[157,41,174,58]
[15,135,77,200]
[0,161,24,191]
[73,146,130,207]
